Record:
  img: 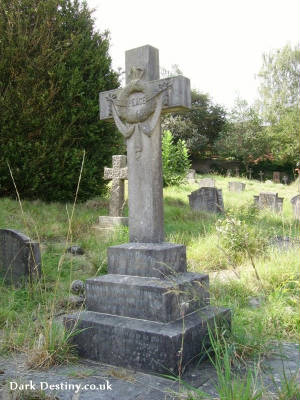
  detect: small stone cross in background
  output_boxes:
[104,155,128,217]
[282,176,288,185]
[259,171,264,182]
[248,168,253,180]
[235,167,239,177]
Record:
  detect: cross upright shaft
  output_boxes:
[100,45,191,243]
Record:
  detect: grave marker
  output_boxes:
[188,187,224,213]
[248,168,253,180]
[0,229,41,284]
[254,192,284,213]
[291,195,300,220]
[96,155,128,229]
[259,171,264,182]
[273,171,280,183]
[199,177,215,188]
[228,181,246,192]
[65,45,230,374]
[235,167,240,177]
[282,176,288,185]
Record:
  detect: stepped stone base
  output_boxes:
[64,306,231,374]
[86,272,209,323]
[108,242,187,278]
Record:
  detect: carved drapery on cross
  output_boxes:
[107,67,171,160]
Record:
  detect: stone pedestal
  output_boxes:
[65,243,230,374]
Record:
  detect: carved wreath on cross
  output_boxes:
[106,67,171,159]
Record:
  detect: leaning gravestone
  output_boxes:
[198,177,215,188]
[228,181,246,192]
[0,229,41,284]
[96,155,128,229]
[188,187,224,213]
[291,195,300,220]
[254,192,284,213]
[65,45,230,374]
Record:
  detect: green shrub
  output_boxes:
[162,130,190,186]
[216,216,268,265]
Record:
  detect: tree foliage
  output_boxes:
[0,0,122,201]
[162,130,190,186]
[257,44,300,124]
[162,90,227,158]
[215,98,269,168]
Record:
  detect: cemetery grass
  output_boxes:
[0,175,299,374]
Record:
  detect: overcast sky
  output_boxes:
[86,0,299,111]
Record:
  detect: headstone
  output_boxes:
[65,45,230,374]
[198,177,215,188]
[0,229,41,284]
[226,169,231,177]
[97,155,128,229]
[188,187,224,213]
[235,167,240,177]
[273,171,280,183]
[186,169,196,183]
[228,181,246,192]
[291,195,300,220]
[248,168,253,180]
[282,176,288,185]
[254,192,284,213]
[259,171,264,182]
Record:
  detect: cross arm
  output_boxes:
[99,75,191,122]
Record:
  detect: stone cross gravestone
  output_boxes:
[259,171,264,182]
[273,171,280,183]
[97,155,128,228]
[248,168,253,180]
[291,195,300,220]
[235,167,240,177]
[198,177,215,188]
[188,187,224,213]
[0,229,41,284]
[254,192,284,213]
[228,181,246,192]
[65,45,230,374]
[282,176,288,185]
[226,169,232,177]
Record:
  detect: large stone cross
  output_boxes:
[99,45,191,243]
[104,155,128,217]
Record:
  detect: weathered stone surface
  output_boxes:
[0,229,41,284]
[100,45,191,243]
[86,272,209,323]
[64,306,231,374]
[188,187,224,213]
[254,192,284,213]
[198,178,215,188]
[273,171,280,183]
[107,242,187,278]
[259,171,264,182]
[291,194,300,220]
[228,181,246,192]
[103,155,128,218]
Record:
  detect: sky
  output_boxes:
[86,0,299,111]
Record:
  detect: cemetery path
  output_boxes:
[0,342,299,399]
